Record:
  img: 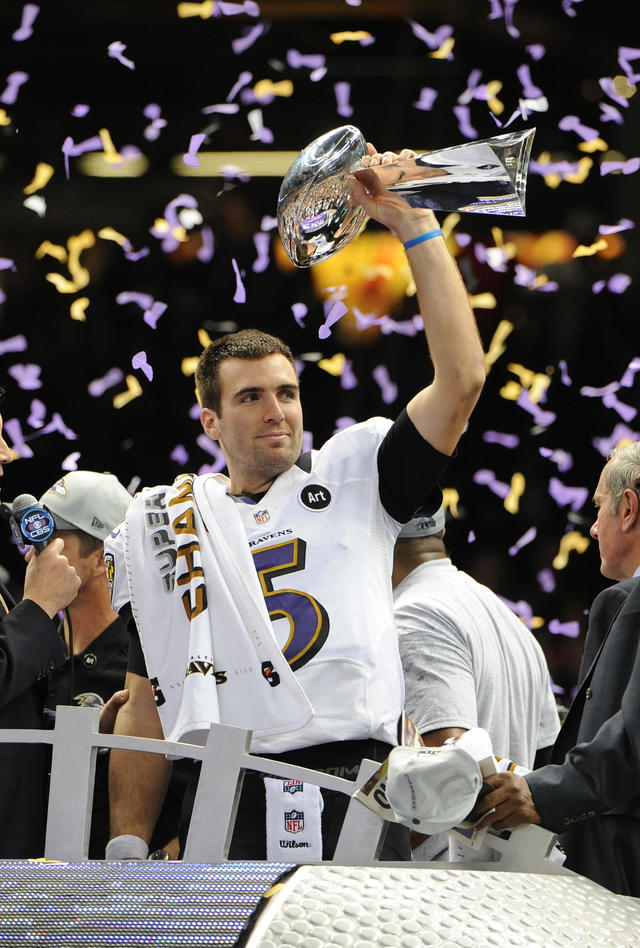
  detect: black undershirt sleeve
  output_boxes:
[377,408,452,523]
[120,603,149,678]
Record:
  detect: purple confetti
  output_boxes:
[287,49,326,71]
[252,232,270,273]
[61,134,103,179]
[413,87,438,111]
[516,64,542,99]
[171,444,189,465]
[539,447,573,473]
[508,526,537,556]
[372,365,397,405]
[548,477,588,511]
[558,114,599,141]
[334,82,353,118]
[247,108,273,144]
[232,23,265,54]
[407,19,454,56]
[197,226,215,263]
[548,619,581,638]
[0,258,16,272]
[61,451,81,472]
[71,103,90,117]
[599,218,635,235]
[143,103,167,142]
[500,595,536,629]
[602,391,637,422]
[12,4,39,42]
[88,367,125,397]
[0,71,28,105]
[483,430,520,448]
[537,569,556,593]
[189,402,201,421]
[340,359,358,390]
[580,380,619,398]
[108,40,135,70]
[601,157,640,175]
[27,398,46,428]
[231,258,246,303]
[334,417,357,431]
[3,418,34,458]
[593,423,640,457]
[217,0,260,15]
[516,389,557,427]
[473,469,510,499]
[562,0,585,16]
[526,43,545,61]
[601,273,631,294]
[226,70,253,102]
[183,133,206,168]
[467,531,476,543]
[558,360,572,385]
[37,412,77,441]
[619,357,640,388]
[291,302,307,328]
[116,291,167,328]
[132,351,153,382]
[202,103,240,115]
[8,363,42,390]
[0,334,27,355]
[618,46,640,84]
[600,102,624,125]
[453,105,477,139]
[599,76,630,110]
[319,300,348,340]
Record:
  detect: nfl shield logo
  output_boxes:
[284,809,304,834]
[254,508,270,525]
[283,779,303,795]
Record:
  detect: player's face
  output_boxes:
[200,354,303,494]
[0,414,14,478]
[590,462,626,580]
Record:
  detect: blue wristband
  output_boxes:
[403,228,443,250]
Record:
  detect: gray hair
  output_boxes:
[605,442,640,512]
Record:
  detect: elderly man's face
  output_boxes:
[590,461,628,581]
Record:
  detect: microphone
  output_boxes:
[10,494,57,555]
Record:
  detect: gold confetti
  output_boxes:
[113,374,143,409]
[530,616,544,630]
[70,297,89,321]
[469,292,497,309]
[612,75,637,99]
[578,138,608,154]
[177,0,214,17]
[500,380,522,401]
[24,163,54,195]
[440,213,460,239]
[564,156,593,184]
[35,240,67,263]
[153,218,170,234]
[573,238,608,257]
[181,356,199,377]
[504,472,525,514]
[552,531,590,570]
[430,37,455,60]
[98,226,128,246]
[0,109,11,126]
[253,79,294,98]
[198,328,213,349]
[99,128,123,164]
[442,487,460,518]
[318,353,346,376]
[45,230,95,293]
[507,363,551,403]
[330,30,374,44]
[485,319,514,373]
[486,80,504,116]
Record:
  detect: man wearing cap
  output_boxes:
[0,407,81,857]
[392,505,559,858]
[473,442,640,897]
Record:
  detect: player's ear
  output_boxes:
[622,486,639,532]
[200,407,221,441]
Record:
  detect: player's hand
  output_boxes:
[99,689,130,734]
[471,772,542,831]
[23,538,81,618]
[349,142,438,242]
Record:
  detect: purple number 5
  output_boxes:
[252,539,329,671]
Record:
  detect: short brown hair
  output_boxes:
[195,329,297,412]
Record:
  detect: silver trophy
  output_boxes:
[277,125,535,267]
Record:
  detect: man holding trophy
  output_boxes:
[105,138,487,862]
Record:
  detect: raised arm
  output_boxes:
[107,671,172,859]
[350,147,485,456]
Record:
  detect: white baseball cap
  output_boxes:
[397,503,446,539]
[40,471,132,541]
[386,744,483,833]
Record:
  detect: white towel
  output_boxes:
[123,472,313,745]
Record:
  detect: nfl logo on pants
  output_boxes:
[285,809,304,834]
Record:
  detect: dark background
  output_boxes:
[1,0,638,700]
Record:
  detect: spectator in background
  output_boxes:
[392,504,560,859]
[0,407,80,858]
[473,442,640,896]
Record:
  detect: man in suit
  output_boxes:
[473,441,640,896]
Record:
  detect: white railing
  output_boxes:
[0,705,566,872]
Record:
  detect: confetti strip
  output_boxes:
[12,4,40,42]
[592,273,632,294]
[504,472,525,514]
[619,357,640,388]
[253,79,293,99]
[0,335,28,355]
[537,569,555,593]
[183,133,206,167]
[508,526,537,556]
[483,431,520,448]
[143,103,167,141]
[539,447,573,473]
[407,20,454,53]
[108,41,135,70]
[334,82,353,118]
[247,108,273,144]
[8,363,42,390]
[413,87,438,111]
[317,353,346,376]
[232,24,265,55]
[485,319,514,372]
[171,444,190,465]
[113,374,143,409]
[231,258,246,303]
[318,300,347,339]
[287,50,326,71]
[88,368,125,397]
[600,157,640,175]
[372,365,397,405]
[0,71,29,106]
[177,1,214,18]
[23,162,53,194]
[330,31,375,46]
[548,477,589,511]
[132,351,153,382]
[116,292,167,329]
[62,451,81,471]
[442,487,460,518]
[548,619,580,638]
[291,302,307,328]
[552,531,590,569]
[70,297,89,321]
[252,232,270,273]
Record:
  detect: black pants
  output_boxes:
[179,739,411,861]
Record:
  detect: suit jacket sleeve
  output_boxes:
[0,600,66,710]
[526,581,640,832]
